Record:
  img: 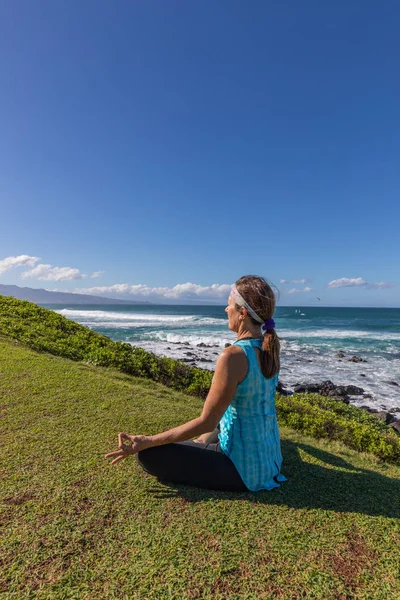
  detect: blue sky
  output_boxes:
[0,0,399,306]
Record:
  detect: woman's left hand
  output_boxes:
[105,432,149,465]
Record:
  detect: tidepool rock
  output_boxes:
[329,395,350,404]
[389,421,400,434]
[293,383,322,394]
[344,385,365,395]
[349,356,367,363]
[373,411,397,425]
[276,381,293,396]
[292,380,364,404]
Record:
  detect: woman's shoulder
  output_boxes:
[219,344,248,361]
[216,344,248,381]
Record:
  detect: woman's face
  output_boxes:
[225,295,243,332]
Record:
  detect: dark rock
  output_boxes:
[349,356,367,363]
[277,380,285,393]
[344,385,365,395]
[391,407,400,413]
[320,380,336,394]
[359,405,377,412]
[293,379,366,403]
[336,353,345,358]
[198,357,212,363]
[388,421,400,434]
[333,386,349,397]
[279,389,293,396]
[373,411,397,425]
[293,380,336,395]
[360,374,366,377]
[329,395,350,404]
[363,393,372,399]
[293,383,322,394]
[166,347,171,350]
[276,381,291,396]
[184,352,195,357]
[224,343,231,348]
[388,381,399,387]
[197,342,211,348]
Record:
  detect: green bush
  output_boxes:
[276,393,400,464]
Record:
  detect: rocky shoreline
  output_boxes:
[165,341,400,434]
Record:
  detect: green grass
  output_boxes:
[1,337,400,599]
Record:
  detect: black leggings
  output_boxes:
[136,440,248,492]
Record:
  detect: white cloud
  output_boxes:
[328,277,395,290]
[328,277,367,288]
[0,254,40,276]
[287,287,312,294]
[90,271,104,278]
[21,263,84,282]
[71,282,233,301]
[280,278,308,285]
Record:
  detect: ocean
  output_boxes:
[45,304,400,415]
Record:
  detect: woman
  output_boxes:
[105,275,287,492]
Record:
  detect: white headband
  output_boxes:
[230,286,264,324]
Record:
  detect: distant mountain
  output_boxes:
[0,284,150,305]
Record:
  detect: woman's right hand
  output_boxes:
[193,429,219,444]
[193,434,209,444]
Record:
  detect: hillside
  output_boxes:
[0,302,400,598]
[1,337,400,599]
[0,284,149,305]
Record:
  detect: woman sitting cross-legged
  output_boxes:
[105,275,287,492]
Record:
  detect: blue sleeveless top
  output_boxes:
[218,338,287,492]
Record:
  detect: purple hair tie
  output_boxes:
[261,318,275,332]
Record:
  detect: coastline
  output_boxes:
[49,304,400,416]
[132,338,400,419]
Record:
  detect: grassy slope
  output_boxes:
[1,337,400,600]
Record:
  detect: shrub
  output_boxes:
[276,394,400,464]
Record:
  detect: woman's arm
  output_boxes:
[143,347,243,448]
[105,347,245,463]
